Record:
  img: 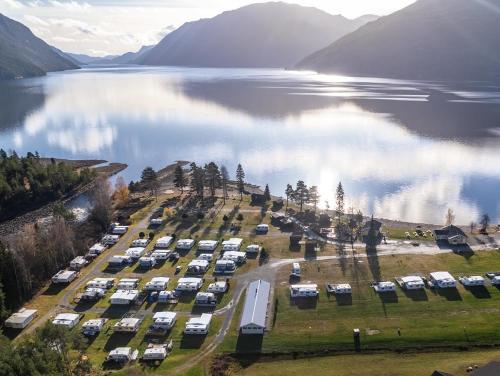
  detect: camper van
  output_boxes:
[291,263,301,277]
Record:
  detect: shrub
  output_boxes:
[139,231,145,239]
[236,213,244,221]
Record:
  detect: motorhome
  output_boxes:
[429,272,457,288]
[290,284,319,298]
[111,225,128,235]
[101,234,120,245]
[459,276,485,287]
[291,263,301,277]
[401,276,425,290]
[373,281,397,292]
[256,224,269,234]
[187,259,210,274]
[88,243,106,256]
[70,256,88,270]
[246,244,261,255]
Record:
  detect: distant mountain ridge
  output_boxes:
[0,13,78,80]
[297,0,500,81]
[137,2,378,68]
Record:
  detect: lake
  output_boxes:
[1,65,499,225]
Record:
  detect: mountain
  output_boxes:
[0,13,78,80]
[51,47,82,66]
[297,0,500,81]
[138,2,377,68]
[107,45,154,64]
[64,52,112,65]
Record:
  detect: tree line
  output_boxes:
[0,150,95,220]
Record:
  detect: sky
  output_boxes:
[0,0,416,56]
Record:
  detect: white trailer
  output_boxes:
[155,236,174,249]
[290,284,319,298]
[4,308,38,329]
[198,240,219,252]
[184,314,212,335]
[52,270,77,284]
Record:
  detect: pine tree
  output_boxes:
[308,185,320,212]
[285,183,294,212]
[220,165,229,204]
[173,164,188,194]
[336,182,345,217]
[294,180,309,213]
[204,162,221,200]
[141,166,159,198]
[264,184,271,201]
[236,164,245,200]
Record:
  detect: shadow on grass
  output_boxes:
[378,291,399,304]
[464,285,491,299]
[236,334,264,353]
[104,332,136,351]
[101,305,133,319]
[42,284,67,296]
[437,288,462,301]
[74,299,99,312]
[180,334,206,349]
[177,292,196,304]
[191,305,216,314]
[290,297,318,310]
[402,288,429,302]
[335,294,353,306]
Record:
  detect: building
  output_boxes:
[125,247,146,259]
[138,256,156,269]
[207,281,228,293]
[198,240,219,252]
[131,238,149,247]
[86,278,115,289]
[101,234,120,245]
[222,250,246,264]
[176,277,203,292]
[429,272,456,288]
[114,317,141,333]
[144,277,170,291]
[4,308,38,329]
[222,238,243,252]
[88,243,106,256]
[290,284,319,298]
[52,270,77,284]
[108,255,132,268]
[52,313,80,328]
[176,239,195,251]
[184,313,212,335]
[69,256,88,270]
[373,281,396,292]
[107,347,138,363]
[256,224,269,234]
[81,318,106,336]
[459,276,485,286]
[240,280,270,335]
[110,290,139,305]
[246,244,261,255]
[401,276,425,290]
[194,292,217,306]
[116,278,140,290]
[215,259,236,274]
[434,225,468,245]
[187,259,210,274]
[155,236,174,249]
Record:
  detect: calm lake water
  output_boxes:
[1,66,500,225]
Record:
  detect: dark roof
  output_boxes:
[434,229,448,235]
[442,225,466,237]
[431,371,454,376]
[471,361,500,376]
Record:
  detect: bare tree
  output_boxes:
[445,208,455,226]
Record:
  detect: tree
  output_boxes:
[294,180,309,213]
[220,165,229,204]
[204,162,221,200]
[190,166,205,200]
[173,164,188,195]
[308,185,320,212]
[285,184,294,212]
[480,214,490,233]
[90,176,112,231]
[0,282,7,322]
[336,182,345,217]
[264,184,271,201]
[236,164,245,200]
[141,166,159,199]
[113,176,130,208]
[470,221,476,234]
[445,208,455,226]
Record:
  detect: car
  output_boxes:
[175,266,182,274]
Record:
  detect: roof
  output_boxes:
[53,270,77,279]
[430,271,455,281]
[178,277,202,284]
[149,277,170,283]
[240,280,271,328]
[436,225,467,237]
[188,259,209,267]
[110,290,139,300]
[153,311,177,320]
[186,313,212,328]
[5,308,37,324]
[109,347,132,356]
[401,276,424,283]
[471,361,500,376]
[199,240,218,246]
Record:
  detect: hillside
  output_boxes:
[138,2,377,68]
[0,13,78,80]
[297,0,500,81]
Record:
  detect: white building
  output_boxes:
[222,250,246,264]
[131,238,149,247]
[101,234,120,245]
[110,290,139,305]
[138,257,156,269]
[52,270,77,284]
[459,276,485,286]
[207,281,228,293]
[256,224,269,233]
[215,259,236,274]
[111,225,128,235]
[290,284,319,298]
[373,281,397,292]
[88,243,106,256]
[108,255,132,268]
[155,236,174,249]
[401,276,425,290]
[176,239,195,251]
[81,318,106,336]
[198,240,219,252]
[107,347,138,363]
[70,256,88,270]
[222,238,243,252]
[187,259,210,274]
[52,313,80,328]
[86,278,115,289]
[144,277,170,291]
[114,317,141,333]
[4,308,38,329]
[176,277,203,292]
[246,244,261,255]
[125,247,146,259]
[429,272,457,288]
[240,280,270,335]
[184,313,212,335]
[194,292,217,306]
[116,278,140,290]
